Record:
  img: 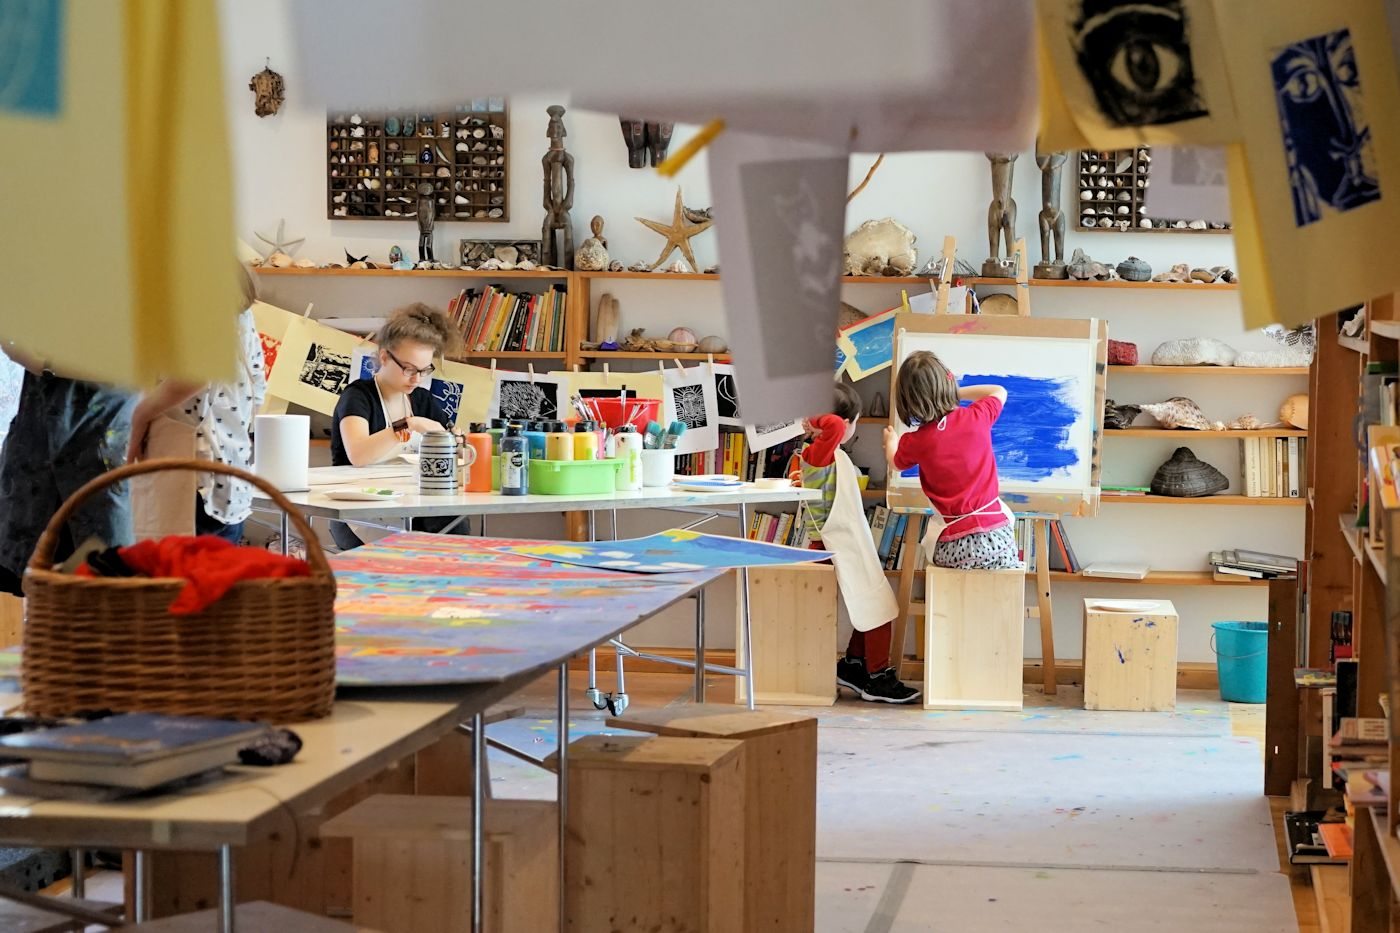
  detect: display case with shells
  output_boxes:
[326,99,510,222]
[1076,147,1230,234]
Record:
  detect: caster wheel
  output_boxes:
[609,693,630,716]
[586,687,607,710]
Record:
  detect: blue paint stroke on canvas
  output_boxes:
[843,313,896,377]
[962,374,1079,483]
[0,1,63,117]
[493,528,832,573]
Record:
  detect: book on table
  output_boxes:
[0,713,266,790]
[1284,811,1349,865]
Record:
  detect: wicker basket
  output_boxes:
[22,459,337,722]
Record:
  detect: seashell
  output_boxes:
[493,246,518,264]
[628,261,652,273]
[1139,219,1153,228]
[1082,217,1098,228]
[1139,396,1213,430]
[1280,394,1309,429]
[668,327,698,350]
[608,260,625,272]
[266,251,293,268]
[843,218,917,278]
[1103,399,1142,430]
[1189,267,1218,283]
[663,258,692,274]
[349,260,369,270]
[703,265,720,275]
[1188,220,1208,230]
[478,258,505,270]
[1151,337,1238,366]
[293,257,317,269]
[1173,220,1188,229]
[697,335,728,354]
[1115,256,1151,281]
[1150,447,1229,497]
[1227,414,1267,430]
[516,259,537,271]
[1080,190,1093,201]
[1212,266,1237,283]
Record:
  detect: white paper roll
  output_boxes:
[254,414,311,492]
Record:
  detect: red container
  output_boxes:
[590,397,662,433]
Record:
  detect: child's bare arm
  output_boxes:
[957,383,1007,405]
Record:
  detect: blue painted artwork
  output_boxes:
[835,343,848,374]
[896,374,1081,484]
[493,528,832,573]
[1271,28,1380,226]
[355,353,463,425]
[0,0,63,117]
[843,313,896,378]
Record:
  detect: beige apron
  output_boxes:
[130,414,197,539]
[920,495,1016,562]
[818,450,900,632]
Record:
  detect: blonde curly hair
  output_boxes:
[372,302,463,357]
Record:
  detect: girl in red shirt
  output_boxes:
[883,351,1020,570]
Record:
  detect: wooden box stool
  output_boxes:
[737,564,838,706]
[924,566,1025,710]
[321,795,558,933]
[1082,598,1179,711]
[609,705,816,933]
[131,901,369,930]
[566,735,745,933]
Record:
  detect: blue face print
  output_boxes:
[1271,28,1381,226]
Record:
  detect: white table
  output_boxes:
[252,471,820,713]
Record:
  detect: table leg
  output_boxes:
[612,641,629,714]
[133,850,150,922]
[694,588,707,702]
[218,845,235,933]
[69,850,84,899]
[738,503,756,711]
[557,662,570,933]
[471,710,485,933]
[278,513,289,556]
[403,517,413,533]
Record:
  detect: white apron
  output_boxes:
[818,450,901,632]
[919,495,1016,561]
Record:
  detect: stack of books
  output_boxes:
[453,285,568,353]
[747,511,798,548]
[1284,810,1350,865]
[1209,549,1298,579]
[1238,436,1308,498]
[1330,718,1389,789]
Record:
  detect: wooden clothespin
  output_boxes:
[528,363,536,384]
[934,236,956,316]
[673,358,685,374]
[489,358,497,378]
[1012,238,1031,317]
[302,302,315,318]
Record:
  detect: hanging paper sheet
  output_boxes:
[1214,0,1400,329]
[1,0,237,387]
[662,363,720,454]
[837,309,898,381]
[492,528,831,573]
[1036,0,1237,150]
[489,370,565,422]
[250,301,298,414]
[265,317,371,416]
[711,363,743,427]
[745,420,806,452]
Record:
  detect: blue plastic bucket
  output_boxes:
[1210,621,1269,703]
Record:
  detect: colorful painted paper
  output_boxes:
[662,363,720,455]
[491,528,831,574]
[838,309,897,381]
[265,316,372,417]
[1214,0,1400,329]
[251,301,297,415]
[1036,0,1237,150]
[332,533,724,686]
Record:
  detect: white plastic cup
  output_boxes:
[641,449,676,487]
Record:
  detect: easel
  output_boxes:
[886,239,1105,695]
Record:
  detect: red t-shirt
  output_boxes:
[893,397,1006,541]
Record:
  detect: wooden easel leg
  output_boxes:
[891,518,921,681]
[1034,519,1057,695]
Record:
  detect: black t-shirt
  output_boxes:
[330,378,448,466]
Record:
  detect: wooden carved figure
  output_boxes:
[541,105,576,269]
[982,152,1019,278]
[646,122,675,167]
[1034,144,1069,279]
[416,182,436,263]
[620,118,647,168]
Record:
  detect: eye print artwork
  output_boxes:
[1270,28,1381,227]
[1072,0,1208,128]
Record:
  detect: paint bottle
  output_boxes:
[500,423,529,496]
[614,425,643,492]
[545,421,574,461]
[464,423,493,492]
[487,419,509,455]
[573,421,599,461]
[523,421,549,461]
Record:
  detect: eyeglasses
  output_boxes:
[385,349,435,379]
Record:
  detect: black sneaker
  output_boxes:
[836,656,869,694]
[857,668,921,704]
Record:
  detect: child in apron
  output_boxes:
[883,350,1020,570]
[795,382,916,704]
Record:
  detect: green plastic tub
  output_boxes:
[528,459,621,495]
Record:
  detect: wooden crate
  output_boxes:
[1082,599,1179,711]
[609,705,816,933]
[131,901,368,931]
[736,563,838,706]
[321,795,557,933]
[566,735,744,933]
[924,567,1025,710]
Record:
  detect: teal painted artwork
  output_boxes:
[493,528,832,573]
[0,0,64,116]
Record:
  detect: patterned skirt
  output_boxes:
[931,523,1021,570]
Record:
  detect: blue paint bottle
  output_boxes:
[522,421,549,461]
[500,423,529,496]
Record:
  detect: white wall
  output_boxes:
[223,0,1300,664]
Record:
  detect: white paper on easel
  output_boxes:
[662,364,720,455]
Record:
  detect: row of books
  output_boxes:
[1239,436,1307,498]
[747,510,800,548]
[450,285,569,353]
[678,430,803,484]
[867,507,928,573]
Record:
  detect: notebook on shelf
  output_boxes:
[1081,562,1150,580]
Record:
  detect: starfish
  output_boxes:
[636,188,713,271]
[254,219,305,258]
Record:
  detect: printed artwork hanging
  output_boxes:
[489,371,564,422]
[264,316,370,417]
[662,362,719,455]
[712,363,743,426]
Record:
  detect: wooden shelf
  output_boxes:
[964,277,1238,291]
[1108,365,1309,376]
[1040,569,1266,587]
[862,488,888,499]
[256,267,569,279]
[578,351,731,361]
[451,351,567,360]
[1339,333,1370,354]
[1102,493,1306,506]
[1338,513,1390,583]
[1369,319,1400,340]
[577,271,718,281]
[1107,428,1309,438]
